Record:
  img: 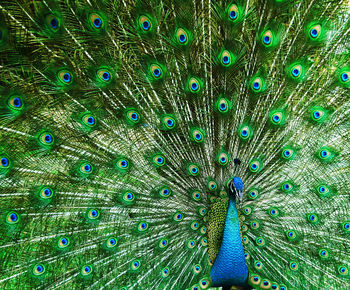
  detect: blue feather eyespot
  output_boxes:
[57,70,73,85]
[291,65,301,78]
[7,95,23,110]
[81,265,93,276]
[87,209,100,220]
[338,265,349,276]
[80,162,93,175]
[309,26,320,39]
[187,77,202,93]
[341,72,349,82]
[307,213,319,224]
[161,267,170,278]
[139,15,152,32]
[188,163,200,176]
[39,186,54,199]
[286,230,298,242]
[6,211,19,224]
[250,76,266,93]
[238,124,253,140]
[281,182,294,193]
[288,63,306,81]
[255,260,263,270]
[243,206,252,216]
[159,238,168,249]
[217,151,229,166]
[105,236,117,248]
[158,186,171,198]
[250,274,261,285]
[261,30,274,47]
[270,112,284,125]
[137,221,149,232]
[289,261,299,271]
[190,128,205,143]
[227,4,240,22]
[207,180,217,192]
[97,68,112,83]
[33,264,46,276]
[58,236,70,249]
[0,156,10,168]
[150,64,164,80]
[81,113,96,127]
[341,221,350,233]
[89,13,105,30]
[39,132,54,146]
[190,221,199,231]
[122,191,135,205]
[130,259,141,271]
[198,206,206,216]
[45,14,61,32]
[317,147,335,162]
[173,211,184,222]
[318,248,330,260]
[219,50,236,67]
[268,207,279,218]
[193,264,202,274]
[250,220,260,230]
[125,109,141,125]
[161,115,176,130]
[201,237,208,246]
[191,190,202,201]
[248,188,259,200]
[249,159,262,173]
[199,278,210,289]
[186,239,196,249]
[176,28,190,45]
[152,154,166,167]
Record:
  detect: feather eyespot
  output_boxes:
[0,157,10,168]
[130,259,141,271]
[33,264,45,276]
[8,95,23,110]
[88,209,100,220]
[39,132,54,147]
[152,154,166,167]
[309,25,321,39]
[81,265,92,275]
[173,212,184,222]
[161,267,170,278]
[97,68,112,83]
[161,115,176,130]
[6,211,19,224]
[187,239,196,249]
[40,187,53,199]
[139,15,152,32]
[227,4,239,22]
[261,30,274,47]
[89,13,104,29]
[57,70,73,85]
[188,164,200,176]
[58,237,70,248]
[45,14,61,31]
[80,163,93,174]
[176,28,189,45]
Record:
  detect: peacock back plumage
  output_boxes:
[0,0,349,289]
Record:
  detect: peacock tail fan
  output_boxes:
[0,0,349,289]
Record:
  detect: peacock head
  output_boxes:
[229,176,244,203]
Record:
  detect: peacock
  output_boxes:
[0,0,349,289]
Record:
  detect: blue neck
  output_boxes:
[210,197,249,287]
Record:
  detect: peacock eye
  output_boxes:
[227,4,239,22]
[57,70,73,85]
[90,13,103,29]
[139,15,152,32]
[8,95,23,110]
